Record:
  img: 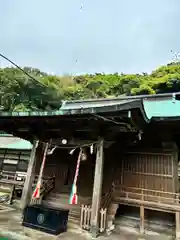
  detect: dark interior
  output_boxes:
[115,204,175,235]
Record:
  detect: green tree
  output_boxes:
[1,61,180,111]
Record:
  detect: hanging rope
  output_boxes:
[32,142,49,199]
[31,139,95,202]
[39,139,99,150]
[69,148,83,205]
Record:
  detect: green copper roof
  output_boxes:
[0,131,12,136]
[0,99,145,116]
[59,97,180,119]
[143,98,180,119]
[61,99,133,109]
[0,136,32,150]
[0,109,64,117]
[5,139,32,150]
[0,94,179,120]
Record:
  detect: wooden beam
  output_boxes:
[20,140,39,210]
[172,143,179,194]
[176,211,180,239]
[90,139,104,238]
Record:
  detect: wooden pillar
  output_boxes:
[176,212,180,239]
[163,142,179,194]
[20,140,39,210]
[9,184,15,205]
[172,143,179,195]
[90,139,104,238]
[140,205,145,235]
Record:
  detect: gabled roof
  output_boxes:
[0,98,147,117]
[0,93,178,119]
[61,96,180,120]
[0,98,149,142]
[0,93,179,142]
[61,99,148,121]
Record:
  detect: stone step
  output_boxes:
[43,192,92,223]
[42,200,79,210]
[44,196,82,206]
[68,218,80,227]
[69,210,81,218]
[47,194,69,201]
[42,201,81,216]
[46,196,72,203]
[70,209,81,216]
[45,193,92,207]
[48,193,92,202]
[69,213,81,223]
[44,202,81,211]
[49,193,69,198]
[67,220,81,230]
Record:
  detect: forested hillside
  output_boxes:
[0,62,180,111]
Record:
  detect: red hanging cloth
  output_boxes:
[32,143,49,200]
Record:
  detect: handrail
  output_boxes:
[0,170,53,184]
[40,176,55,196]
[115,185,180,198]
[30,176,55,204]
[101,182,115,209]
[115,192,180,212]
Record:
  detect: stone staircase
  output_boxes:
[42,193,92,224]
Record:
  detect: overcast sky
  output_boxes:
[0,0,180,75]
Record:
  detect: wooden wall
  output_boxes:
[34,141,179,206]
[121,152,175,192]
[105,143,179,205]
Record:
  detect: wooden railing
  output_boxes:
[101,182,115,210]
[80,205,91,230]
[114,185,180,212]
[0,171,26,185]
[0,171,54,187]
[79,183,114,234]
[99,208,107,233]
[0,171,55,205]
[115,185,180,201]
[80,205,107,233]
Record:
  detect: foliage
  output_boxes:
[1,62,180,111]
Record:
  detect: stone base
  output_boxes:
[176,231,180,240]
[106,223,115,236]
[90,225,99,238]
[108,203,119,216]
